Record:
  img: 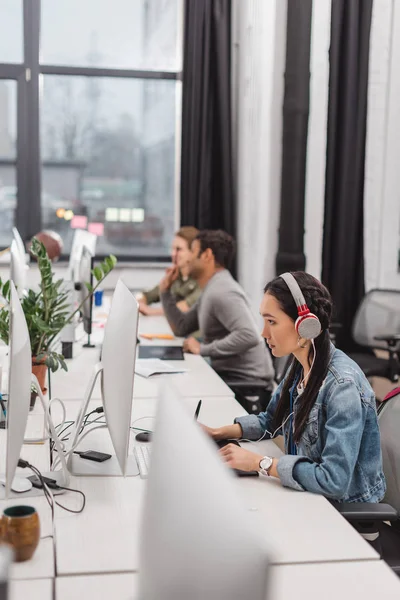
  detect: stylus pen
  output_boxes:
[194,399,202,421]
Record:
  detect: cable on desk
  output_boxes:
[17,459,86,514]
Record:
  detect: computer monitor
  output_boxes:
[138,386,270,600]
[12,227,26,262]
[67,279,140,476]
[0,282,69,499]
[0,546,12,600]
[69,229,97,282]
[10,240,27,299]
[78,245,94,347]
[2,281,32,497]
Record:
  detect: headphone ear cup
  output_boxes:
[295,313,321,340]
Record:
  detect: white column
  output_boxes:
[304,0,331,280]
[364,0,400,290]
[364,0,394,290]
[233,0,287,320]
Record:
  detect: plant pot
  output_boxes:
[32,361,47,395]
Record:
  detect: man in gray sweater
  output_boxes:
[160,230,274,384]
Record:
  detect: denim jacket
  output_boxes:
[235,344,386,503]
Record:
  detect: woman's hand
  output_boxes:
[200,424,223,440]
[200,423,242,442]
[219,444,263,472]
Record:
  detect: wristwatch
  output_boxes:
[259,456,273,476]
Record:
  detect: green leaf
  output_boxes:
[85,282,94,294]
[2,280,10,299]
[93,267,103,282]
[109,254,117,267]
[58,354,68,371]
[100,261,110,275]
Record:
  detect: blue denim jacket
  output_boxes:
[235,344,386,502]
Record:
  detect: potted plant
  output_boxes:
[0,237,117,395]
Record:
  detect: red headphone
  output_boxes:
[280,273,322,340]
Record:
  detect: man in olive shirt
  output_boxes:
[138,226,201,316]
[141,274,200,309]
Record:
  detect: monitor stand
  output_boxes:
[66,363,139,477]
[83,333,95,348]
[0,376,70,500]
[69,454,139,477]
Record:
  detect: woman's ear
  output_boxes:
[297,336,307,349]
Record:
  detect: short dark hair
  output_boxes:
[194,230,236,269]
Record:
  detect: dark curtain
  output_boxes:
[322,0,373,352]
[276,0,312,275]
[180,0,235,238]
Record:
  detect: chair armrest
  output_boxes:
[374,334,400,345]
[335,502,398,522]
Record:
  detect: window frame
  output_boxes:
[0,0,183,261]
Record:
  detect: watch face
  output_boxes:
[260,457,273,471]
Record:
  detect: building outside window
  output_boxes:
[0,0,182,258]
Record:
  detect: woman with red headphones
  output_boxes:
[204,272,386,503]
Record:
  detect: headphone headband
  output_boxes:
[279,272,309,316]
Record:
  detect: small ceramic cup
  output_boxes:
[0,505,40,562]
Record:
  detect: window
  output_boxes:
[40,0,180,71]
[41,76,178,255]
[0,80,18,247]
[0,81,17,160]
[0,0,23,64]
[0,0,183,259]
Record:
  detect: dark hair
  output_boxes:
[264,272,333,443]
[175,226,199,247]
[194,230,236,269]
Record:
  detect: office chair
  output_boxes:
[348,289,400,383]
[334,388,400,575]
[223,379,274,414]
[222,354,291,415]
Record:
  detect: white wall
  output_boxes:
[364,0,400,290]
[304,0,331,279]
[233,0,287,320]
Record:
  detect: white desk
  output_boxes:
[10,578,52,600]
[52,396,248,576]
[51,397,377,577]
[56,560,400,600]
[3,306,394,596]
[52,341,233,402]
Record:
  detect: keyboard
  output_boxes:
[133,445,152,479]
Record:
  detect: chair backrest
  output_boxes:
[378,389,400,512]
[352,289,400,352]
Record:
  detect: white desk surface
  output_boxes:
[55,560,400,600]
[51,317,233,400]
[52,396,248,576]
[51,396,377,577]
[10,578,52,600]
